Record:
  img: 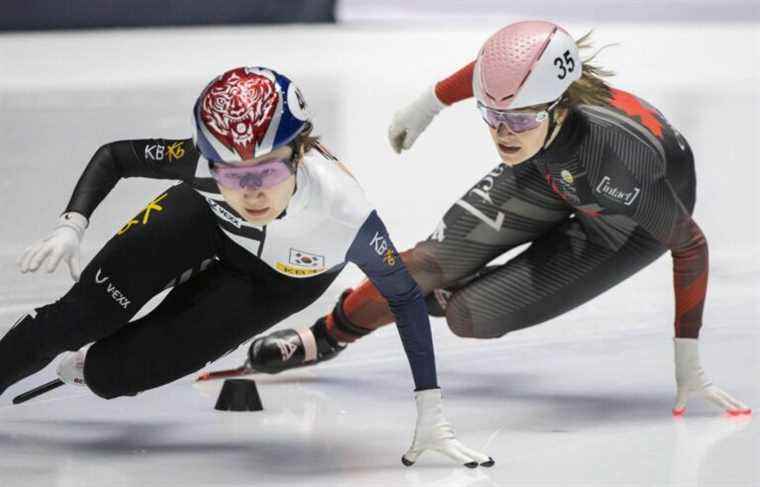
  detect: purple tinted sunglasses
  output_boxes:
[477,99,559,133]
[210,158,295,190]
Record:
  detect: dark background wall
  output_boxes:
[0,0,336,31]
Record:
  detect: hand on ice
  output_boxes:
[673,338,751,416]
[388,86,446,154]
[403,388,494,468]
[18,212,87,282]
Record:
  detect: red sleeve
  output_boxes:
[596,174,708,339]
[632,181,708,339]
[667,215,709,339]
[434,61,475,106]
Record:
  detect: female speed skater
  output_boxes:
[245,21,751,417]
[3,66,494,468]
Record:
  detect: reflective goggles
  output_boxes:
[210,158,295,190]
[477,99,559,133]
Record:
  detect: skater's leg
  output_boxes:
[445,217,667,338]
[0,184,219,395]
[332,162,572,340]
[83,263,338,398]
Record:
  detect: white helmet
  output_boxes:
[473,20,582,110]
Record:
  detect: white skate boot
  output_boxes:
[56,350,86,386]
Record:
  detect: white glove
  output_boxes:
[403,388,494,468]
[18,212,88,282]
[673,338,751,416]
[388,86,447,154]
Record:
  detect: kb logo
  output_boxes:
[370,232,388,256]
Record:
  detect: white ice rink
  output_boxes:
[0,20,758,487]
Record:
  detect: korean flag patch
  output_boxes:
[289,249,325,269]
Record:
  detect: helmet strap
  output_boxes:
[542,98,564,149]
[287,142,303,174]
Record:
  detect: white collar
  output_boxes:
[283,159,312,217]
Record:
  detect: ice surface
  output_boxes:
[0,22,757,486]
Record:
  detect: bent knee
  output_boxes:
[399,242,446,293]
[83,357,124,399]
[444,293,512,339]
[83,342,142,399]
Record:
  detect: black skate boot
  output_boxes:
[247,317,345,374]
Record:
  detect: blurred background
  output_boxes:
[0,0,757,338]
[0,3,757,486]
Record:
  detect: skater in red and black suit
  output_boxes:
[248,21,750,417]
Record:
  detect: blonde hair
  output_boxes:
[559,31,615,110]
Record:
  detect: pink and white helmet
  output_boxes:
[473,21,581,110]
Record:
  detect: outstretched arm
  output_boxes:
[593,167,749,415]
[346,210,493,468]
[388,61,475,153]
[599,173,707,339]
[434,61,475,105]
[65,139,197,219]
[19,138,198,280]
[346,210,437,390]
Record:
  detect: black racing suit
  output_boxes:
[0,141,437,398]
